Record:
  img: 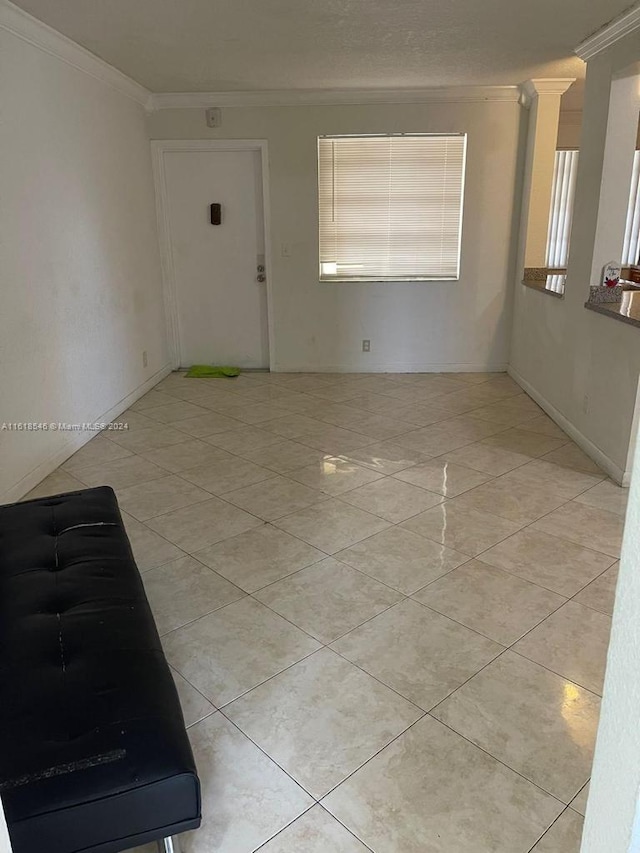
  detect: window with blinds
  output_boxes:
[622,149,640,266]
[318,134,467,282]
[545,149,579,269]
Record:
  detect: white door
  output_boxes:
[162,148,269,368]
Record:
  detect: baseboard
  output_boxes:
[1,364,173,504]
[271,362,509,374]
[508,365,630,486]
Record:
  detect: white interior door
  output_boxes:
[162,148,269,368]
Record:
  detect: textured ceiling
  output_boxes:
[12,0,633,93]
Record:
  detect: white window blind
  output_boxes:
[622,150,640,266]
[318,134,466,281]
[545,149,579,268]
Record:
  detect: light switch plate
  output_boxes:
[205,108,221,128]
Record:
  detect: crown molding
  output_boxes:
[519,78,576,107]
[576,3,640,60]
[0,0,152,108]
[149,85,521,111]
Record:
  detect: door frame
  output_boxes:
[151,139,275,369]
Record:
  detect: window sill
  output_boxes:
[320,278,459,284]
[585,291,640,329]
[522,267,566,298]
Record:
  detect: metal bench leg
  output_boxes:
[157,837,182,853]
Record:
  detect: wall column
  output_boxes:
[519,79,575,270]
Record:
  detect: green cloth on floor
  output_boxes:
[185,365,241,378]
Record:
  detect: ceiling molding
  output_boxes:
[0,0,152,108]
[576,3,640,60]
[519,78,576,107]
[149,85,521,111]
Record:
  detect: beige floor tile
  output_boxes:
[531,502,624,558]
[574,479,629,516]
[274,499,390,554]
[120,511,186,571]
[183,713,313,853]
[340,442,431,475]
[72,454,168,490]
[478,529,615,596]
[401,502,522,557]
[500,459,605,501]
[394,424,474,456]
[255,558,402,644]
[297,425,374,454]
[453,477,569,525]
[218,402,294,425]
[513,601,612,694]
[531,809,584,852]
[433,652,599,801]
[180,456,277,496]
[145,497,263,552]
[163,597,320,706]
[195,525,324,593]
[541,443,604,475]
[522,414,572,440]
[171,668,216,726]
[257,806,370,853]
[332,599,502,710]
[106,423,190,453]
[338,413,415,441]
[171,411,245,439]
[226,648,421,798]
[287,457,384,496]
[440,442,532,476]
[341,477,443,523]
[222,475,328,521]
[570,782,589,816]
[139,439,233,474]
[481,428,567,458]
[574,563,619,615]
[391,402,459,427]
[393,459,492,497]
[323,715,562,853]
[142,400,212,424]
[261,414,325,439]
[115,475,211,521]
[61,434,132,472]
[110,410,156,431]
[414,561,565,644]
[348,393,416,417]
[435,414,508,441]
[237,440,326,474]
[130,389,181,411]
[142,555,245,635]
[205,425,283,454]
[23,470,86,500]
[335,526,467,595]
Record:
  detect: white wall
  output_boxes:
[581,421,640,852]
[148,99,524,374]
[0,18,169,501]
[510,31,640,484]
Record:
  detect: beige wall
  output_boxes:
[510,31,640,484]
[148,99,524,374]
[0,27,169,501]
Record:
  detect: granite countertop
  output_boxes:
[585,289,640,328]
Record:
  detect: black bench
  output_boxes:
[0,486,201,853]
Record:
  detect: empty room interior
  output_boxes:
[3,0,640,851]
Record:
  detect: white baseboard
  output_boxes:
[508,365,630,486]
[1,364,173,504]
[271,362,508,374]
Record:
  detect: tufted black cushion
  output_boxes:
[0,486,201,853]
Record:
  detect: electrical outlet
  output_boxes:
[142,350,148,368]
[362,340,371,352]
[205,108,221,128]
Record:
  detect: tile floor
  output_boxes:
[25,370,629,853]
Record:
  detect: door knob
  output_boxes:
[257,274,266,282]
